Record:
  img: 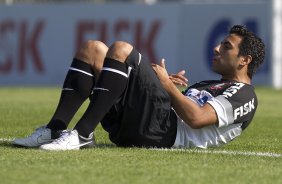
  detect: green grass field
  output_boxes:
[0,87,281,184]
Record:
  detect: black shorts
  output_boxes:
[101,49,177,148]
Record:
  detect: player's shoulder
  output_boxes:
[189,79,237,92]
[221,81,256,99]
[189,80,223,88]
[187,80,256,99]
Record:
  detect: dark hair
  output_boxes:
[229,25,265,79]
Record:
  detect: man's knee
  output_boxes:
[106,41,133,63]
[75,40,108,66]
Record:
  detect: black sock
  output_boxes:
[47,59,95,131]
[74,58,128,137]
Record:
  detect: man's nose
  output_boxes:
[214,44,220,54]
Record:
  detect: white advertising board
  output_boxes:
[0,2,271,86]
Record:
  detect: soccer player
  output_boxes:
[13,25,265,150]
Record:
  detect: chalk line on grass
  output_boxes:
[1,137,281,157]
[151,148,281,158]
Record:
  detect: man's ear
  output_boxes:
[240,55,252,66]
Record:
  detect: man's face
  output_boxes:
[212,34,243,76]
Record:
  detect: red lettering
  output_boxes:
[18,20,45,73]
[99,21,107,43]
[135,20,161,63]
[114,20,129,39]
[76,21,109,51]
[76,21,95,51]
[0,20,14,73]
[75,19,161,62]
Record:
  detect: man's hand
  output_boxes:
[152,59,171,90]
[152,59,188,88]
[169,70,188,87]
[153,59,217,129]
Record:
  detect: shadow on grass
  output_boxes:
[0,140,117,150]
[94,143,116,148]
[0,141,13,147]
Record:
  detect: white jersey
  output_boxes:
[173,80,257,149]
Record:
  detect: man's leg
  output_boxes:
[13,40,108,147]
[73,41,132,137]
[40,41,133,150]
[47,40,108,131]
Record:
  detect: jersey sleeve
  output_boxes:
[207,83,258,129]
[207,96,234,127]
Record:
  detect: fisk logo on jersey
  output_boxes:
[222,83,245,98]
[234,98,255,120]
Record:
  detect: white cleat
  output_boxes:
[39,129,94,151]
[13,126,60,147]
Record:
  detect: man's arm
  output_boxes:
[152,60,218,128]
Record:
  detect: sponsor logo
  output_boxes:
[210,83,226,90]
[222,83,245,98]
[234,98,255,120]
